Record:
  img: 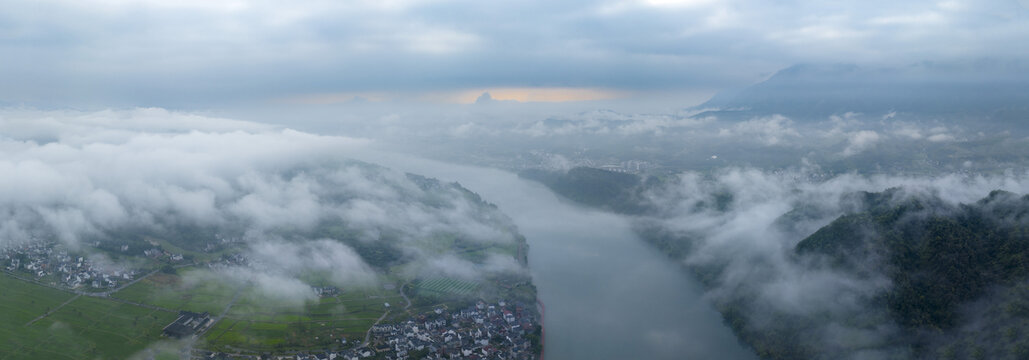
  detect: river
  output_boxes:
[357,152,756,360]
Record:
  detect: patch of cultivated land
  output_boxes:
[0,274,177,360]
[2,231,530,358]
[111,267,411,354]
[416,277,481,296]
[112,269,236,315]
[200,287,406,353]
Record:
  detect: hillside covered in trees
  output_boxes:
[518,167,657,214]
[718,189,1029,359]
[788,189,1029,358]
[522,167,1029,359]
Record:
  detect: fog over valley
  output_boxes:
[4,1,1029,359]
[0,109,531,295]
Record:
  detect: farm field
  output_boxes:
[2,229,530,359]
[111,268,237,315]
[3,257,530,358]
[414,277,481,297]
[0,268,437,358]
[110,267,411,354]
[0,273,177,360]
[202,287,405,353]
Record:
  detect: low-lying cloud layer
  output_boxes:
[640,167,1029,359]
[320,98,1025,177]
[0,108,526,301]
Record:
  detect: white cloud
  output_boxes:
[639,0,717,9]
[869,12,947,26]
[403,27,481,54]
[410,252,526,281]
[842,130,880,156]
[645,166,1029,357]
[892,126,923,139]
[3,0,1028,106]
[719,115,800,146]
[0,108,527,294]
[927,133,955,142]
[247,238,377,286]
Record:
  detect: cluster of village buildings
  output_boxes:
[367,300,539,359]
[206,253,250,269]
[3,242,540,360]
[193,300,540,360]
[0,242,141,289]
[202,233,245,253]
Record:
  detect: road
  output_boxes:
[106,295,177,312]
[360,281,413,347]
[6,267,175,328]
[197,285,244,337]
[24,294,82,326]
[361,310,391,347]
[100,268,161,296]
[399,282,412,311]
[2,267,159,298]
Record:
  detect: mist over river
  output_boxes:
[359,152,756,360]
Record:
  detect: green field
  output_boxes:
[0,274,178,360]
[109,267,410,353]
[112,268,237,315]
[0,268,427,358]
[3,237,524,358]
[415,277,480,296]
[201,286,404,352]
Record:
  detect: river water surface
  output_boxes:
[361,153,756,360]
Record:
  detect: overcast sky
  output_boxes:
[3,0,1029,108]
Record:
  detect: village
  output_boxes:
[194,299,541,360]
[2,241,541,360]
[0,241,145,290]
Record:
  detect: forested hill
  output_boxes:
[519,166,1029,358]
[77,162,528,272]
[521,166,1029,359]
[792,189,1029,358]
[796,190,1029,329]
[518,167,655,214]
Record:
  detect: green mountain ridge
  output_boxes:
[519,167,1029,359]
[796,189,1029,328]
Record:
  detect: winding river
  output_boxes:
[361,153,756,360]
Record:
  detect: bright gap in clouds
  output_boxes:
[447,88,630,103]
[278,87,631,104]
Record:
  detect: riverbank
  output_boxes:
[356,152,756,360]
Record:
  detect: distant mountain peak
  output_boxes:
[769,63,862,79]
[695,60,1029,121]
[475,91,494,104]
